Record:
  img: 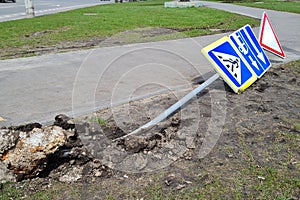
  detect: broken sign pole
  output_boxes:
[114,20,281,141]
[114,73,220,141]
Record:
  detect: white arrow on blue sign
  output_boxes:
[229,24,271,78]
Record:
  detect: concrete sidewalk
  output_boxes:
[0,34,223,126]
[0,2,299,126]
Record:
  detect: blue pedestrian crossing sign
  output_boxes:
[201,36,257,93]
[229,24,271,78]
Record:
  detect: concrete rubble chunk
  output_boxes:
[0,162,15,182]
[0,114,94,182]
[1,126,71,180]
[0,129,19,157]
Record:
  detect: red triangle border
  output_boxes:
[259,12,285,58]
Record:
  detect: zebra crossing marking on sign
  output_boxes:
[201,36,257,93]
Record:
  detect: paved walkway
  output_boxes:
[0,2,299,126]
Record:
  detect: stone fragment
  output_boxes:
[1,126,75,180]
[59,166,83,182]
[0,129,19,157]
[123,136,149,153]
[54,114,75,130]
[0,162,15,182]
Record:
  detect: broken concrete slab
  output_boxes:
[0,114,94,182]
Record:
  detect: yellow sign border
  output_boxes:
[201,36,257,93]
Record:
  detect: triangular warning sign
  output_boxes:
[212,51,242,85]
[259,12,285,58]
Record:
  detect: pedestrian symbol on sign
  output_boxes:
[201,36,257,93]
[212,51,241,85]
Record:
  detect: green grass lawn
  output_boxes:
[0,0,259,58]
[205,0,300,14]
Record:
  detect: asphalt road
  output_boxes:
[0,0,113,22]
[0,2,299,126]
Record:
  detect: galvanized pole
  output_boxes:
[114,73,220,141]
[25,0,35,18]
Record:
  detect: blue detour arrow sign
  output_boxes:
[230,24,271,78]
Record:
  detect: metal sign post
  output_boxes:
[25,0,35,18]
[114,73,220,141]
